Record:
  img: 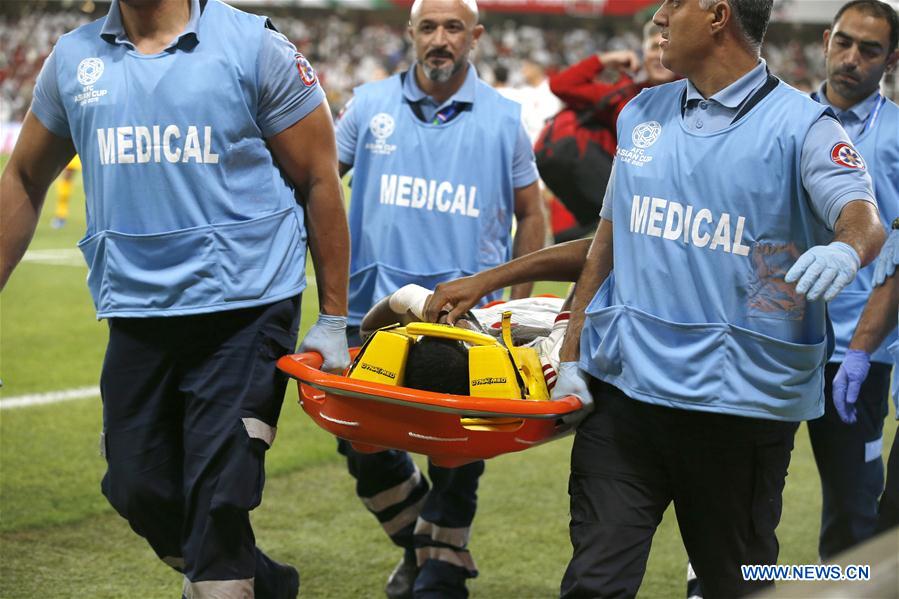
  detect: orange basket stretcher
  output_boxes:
[277,349,584,468]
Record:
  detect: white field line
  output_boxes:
[21,248,85,267]
[0,386,100,410]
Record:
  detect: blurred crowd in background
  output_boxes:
[1,6,896,124]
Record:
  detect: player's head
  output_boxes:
[642,20,678,84]
[652,0,774,74]
[404,337,470,396]
[824,0,899,105]
[409,0,484,84]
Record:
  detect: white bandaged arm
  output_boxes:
[388,284,432,320]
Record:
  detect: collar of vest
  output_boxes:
[680,70,780,125]
[400,71,474,123]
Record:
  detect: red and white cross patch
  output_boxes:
[294,53,317,87]
[830,142,866,170]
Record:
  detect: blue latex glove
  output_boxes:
[298,314,350,373]
[831,349,871,424]
[873,229,899,287]
[551,362,594,426]
[785,241,860,302]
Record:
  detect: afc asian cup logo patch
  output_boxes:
[77,57,104,86]
[830,142,866,170]
[294,53,317,87]
[365,113,397,155]
[370,113,396,141]
[632,120,662,149]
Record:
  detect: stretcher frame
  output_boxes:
[277,350,584,467]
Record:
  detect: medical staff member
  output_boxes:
[550,0,886,596]
[334,0,544,596]
[808,0,899,560]
[0,0,350,596]
[833,225,899,532]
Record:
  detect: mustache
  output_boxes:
[426,50,454,59]
[833,67,859,79]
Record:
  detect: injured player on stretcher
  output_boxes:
[357,239,591,402]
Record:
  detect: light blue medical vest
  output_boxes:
[827,96,899,364]
[582,79,832,421]
[346,73,520,324]
[52,0,306,318]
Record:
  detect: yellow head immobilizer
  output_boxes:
[348,313,549,402]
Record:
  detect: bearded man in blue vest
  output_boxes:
[547,0,886,597]
[807,0,899,561]
[334,0,545,596]
[0,0,351,596]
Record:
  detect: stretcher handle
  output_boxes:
[277,352,584,417]
[291,351,324,371]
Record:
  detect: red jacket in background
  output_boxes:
[549,54,655,155]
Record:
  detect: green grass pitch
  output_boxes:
[0,168,895,597]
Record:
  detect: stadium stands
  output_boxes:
[2,5,895,125]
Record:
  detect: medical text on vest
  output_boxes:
[97,126,219,165]
[379,175,480,218]
[630,195,750,256]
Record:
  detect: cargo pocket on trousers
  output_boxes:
[210,422,272,514]
[259,323,296,381]
[242,322,298,422]
[750,440,792,539]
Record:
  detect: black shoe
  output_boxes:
[255,550,300,599]
[385,550,418,599]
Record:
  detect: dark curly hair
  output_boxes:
[404,337,470,396]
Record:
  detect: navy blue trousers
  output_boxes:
[561,379,797,599]
[808,361,890,559]
[100,296,300,595]
[879,425,899,532]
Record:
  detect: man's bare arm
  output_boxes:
[509,181,546,299]
[848,275,899,354]
[834,200,886,267]
[558,219,614,363]
[359,294,429,339]
[425,238,591,323]
[269,102,349,316]
[0,111,75,290]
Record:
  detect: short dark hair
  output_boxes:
[833,0,899,52]
[404,337,470,396]
[702,0,773,47]
[727,0,774,47]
